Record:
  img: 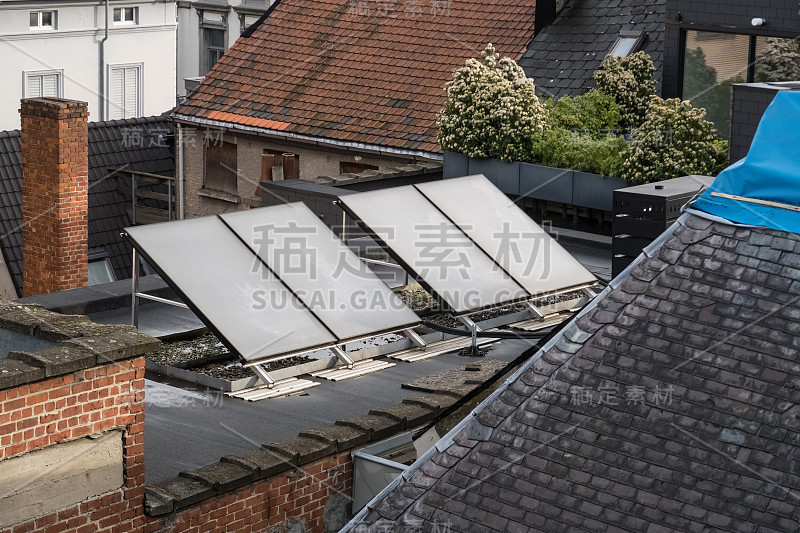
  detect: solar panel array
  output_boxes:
[338,174,597,314]
[125,203,419,364]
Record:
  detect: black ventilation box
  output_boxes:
[612,175,714,277]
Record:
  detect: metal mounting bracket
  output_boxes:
[252,365,276,389]
[527,301,545,319]
[458,315,482,332]
[330,345,355,369]
[404,328,428,349]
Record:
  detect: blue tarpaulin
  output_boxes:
[692,90,800,233]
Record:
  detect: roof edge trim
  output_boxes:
[172,114,443,161]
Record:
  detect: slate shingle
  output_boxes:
[0,116,174,295]
[520,0,666,98]
[348,213,800,532]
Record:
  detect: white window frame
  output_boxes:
[23,69,64,99]
[107,63,143,120]
[113,6,138,25]
[29,10,56,30]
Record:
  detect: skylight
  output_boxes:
[610,32,644,57]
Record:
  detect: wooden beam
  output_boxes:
[709,192,800,213]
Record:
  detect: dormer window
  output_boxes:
[113,7,138,24]
[30,11,56,29]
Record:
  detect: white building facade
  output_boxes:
[0,0,177,129]
[176,0,270,98]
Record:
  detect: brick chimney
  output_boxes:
[20,98,89,297]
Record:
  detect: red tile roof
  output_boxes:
[175,0,537,156]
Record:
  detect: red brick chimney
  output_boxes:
[19,98,89,297]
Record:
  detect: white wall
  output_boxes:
[0,0,177,129]
[176,0,269,98]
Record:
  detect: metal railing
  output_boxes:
[112,168,176,225]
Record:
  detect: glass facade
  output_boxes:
[683,31,800,138]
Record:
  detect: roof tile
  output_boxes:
[349,213,800,532]
[175,0,537,155]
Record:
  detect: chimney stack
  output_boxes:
[20,98,89,297]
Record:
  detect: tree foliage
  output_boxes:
[593,51,656,130]
[620,96,728,184]
[437,44,548,162]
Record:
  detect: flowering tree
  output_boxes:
[593,51,656,130]
[437,44,548,162]
[620,96,728,184]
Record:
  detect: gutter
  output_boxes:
[171,113,443,161]
[177,123,184,218]
[98,0,109,120]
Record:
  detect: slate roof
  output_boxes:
[348,212,800,532]
[0,116,174,296]
[173,0,537,156]
[520,0,666,98]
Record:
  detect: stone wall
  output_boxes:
[178,126,423,218]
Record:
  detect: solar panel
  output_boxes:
[338,185,529,314]
[125,217,337,363]
[415,175,596,295]
[220,203,420,341]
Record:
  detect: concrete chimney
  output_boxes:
[19,98,89,297]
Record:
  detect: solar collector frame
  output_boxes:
[220,204,419,342]
[124,203,421,367]
[415,175,597,297]
[337,185,530,315]
[337,175,598,316]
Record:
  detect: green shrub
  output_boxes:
[593,51,656,130]
[620,96,728,184]
[545,89,621,135]
[534,128,626,177]
[437,44,548,162]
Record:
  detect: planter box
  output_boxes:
[443,153,627,211]
[443,151,469,179]
[572,171,627,211]
[467,158,520,195]
[519,163,574,204]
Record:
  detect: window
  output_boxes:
[205,142,238,195]
[754,36,800,83]
[203,28,226,72]
[25,70,62,98]
[108,64,141,120]
[30,11,55,29]
[88,259,116,285]
[609,32,643,58]
[340,162,378,174]
[113,7,138,24]
[682,30,750,138]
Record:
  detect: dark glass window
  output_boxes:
[754,37,800,83]
[682,31,749,138]
[204,28,226,72]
